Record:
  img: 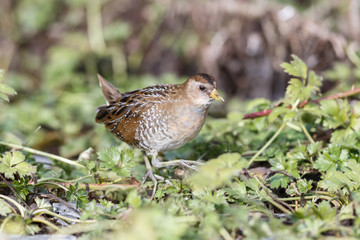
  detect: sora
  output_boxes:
[95,73,224,198]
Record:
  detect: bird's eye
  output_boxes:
[199,85,206,91]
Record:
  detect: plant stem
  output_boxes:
[248,122,286,166]
[219,227,234,240]
[278,195,335,202]
[32,216,61,232]
[299,118,315,144]
[0,141,85,168]
[0,194,25,217]
[34,182,70,192]
[34,182,136,191]
[243,86,360,119]
[34,209,96,223]
[86,0,105,52]
[36,175,93,183]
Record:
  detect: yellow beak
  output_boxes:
[210,89,225,102]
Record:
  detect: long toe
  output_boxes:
[152,159,204,171]
[142,169,158,199]
[154,174,173,186]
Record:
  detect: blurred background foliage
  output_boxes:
[0,0,359,158]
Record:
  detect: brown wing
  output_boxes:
[96,79,181,146]
[96,105,143,146]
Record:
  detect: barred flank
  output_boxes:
[95,106,110,123]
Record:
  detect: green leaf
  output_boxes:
[303,104,322,117]
[0,69,17,102]
[318,160,360,193]
[320,99,350,129]
[12,178,34,200]
[113,208,189,240]
[0,199,12,216]
[98,147,122,168]
[316,201,336,220]
[25,224,41,235]
[0,151,36,179]
[296,179,313,194]
[307,70,322,94]
[269,173,290,188]
[0,83,17,96]
[126,190,142,208]
[35,198,51,210]
[314,144,349,172]
[281,55,307,79]
[66,182,89,209]
[97,147,136,178]
[0,93,9,102]
[350,112,360,131]
[268,107,291,122]
[269,151,299,179]
[282,55,323,105]
[189,153,247,191]
[307,141,322,155]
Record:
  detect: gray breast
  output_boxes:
[135,105,173,151]
[134,103,208,152]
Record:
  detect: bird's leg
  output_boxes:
[141,151,172,199]
[141,151,158,199]
[150,152,204,171]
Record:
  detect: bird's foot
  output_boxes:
[141,168,158,199]
[142,152,204,199]
[141,153,173,199]
[141,169,173,199]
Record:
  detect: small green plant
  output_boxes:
[96,146,138,180]
[0,70,16,102]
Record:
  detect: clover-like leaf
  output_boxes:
[35,198,52,210]
[0,151,36,179]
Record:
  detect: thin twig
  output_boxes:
[269,170,296,181]
[0,141,85,168]
[243,87,360,119]
[34,181,137,191]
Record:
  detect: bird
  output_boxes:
[95,73,224,198]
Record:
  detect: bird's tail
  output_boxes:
[97,74,122,105]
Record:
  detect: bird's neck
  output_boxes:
[190,101,212,116]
